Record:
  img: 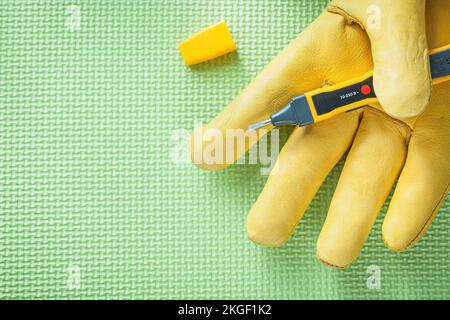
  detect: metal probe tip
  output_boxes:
[247,119,271,132]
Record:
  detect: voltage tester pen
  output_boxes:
[248,44,450,131]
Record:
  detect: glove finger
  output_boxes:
[426,0,450,50]
[191,9,372,170]
[246,111,360,247]
[316,109,409,268]
[331,0,431,119]
[382,82,450,251]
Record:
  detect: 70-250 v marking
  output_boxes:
[339,90,359,100]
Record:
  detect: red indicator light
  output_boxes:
[361,84,371,95]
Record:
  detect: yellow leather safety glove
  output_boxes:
[191,0,450,268]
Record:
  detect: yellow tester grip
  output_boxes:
[304,70,376,123]
[305,44,450,124]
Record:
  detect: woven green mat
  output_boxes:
[1,0,449,299]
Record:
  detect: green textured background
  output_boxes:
[1,0,449,299]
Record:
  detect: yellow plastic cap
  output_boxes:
[179,21,237,66]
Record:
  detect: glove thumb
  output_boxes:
[331,0,431,119]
